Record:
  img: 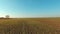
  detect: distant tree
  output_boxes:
[6,15,10,18]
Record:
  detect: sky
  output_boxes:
[0,0,60,18]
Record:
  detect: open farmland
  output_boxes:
[0,18,60,34]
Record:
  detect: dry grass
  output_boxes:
[0,18,60,34]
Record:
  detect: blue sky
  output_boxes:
[0,0,60,18]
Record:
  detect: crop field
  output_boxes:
[0,18,60,34]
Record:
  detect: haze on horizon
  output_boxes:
[0,0,60,18]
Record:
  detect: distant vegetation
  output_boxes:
[0,18,60,34]
[0,15,10,19]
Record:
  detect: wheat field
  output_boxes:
[0,18,60,34]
